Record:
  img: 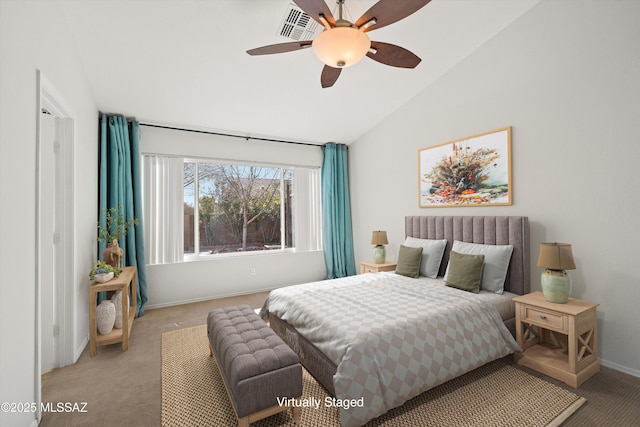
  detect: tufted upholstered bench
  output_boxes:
[207,305,302,427]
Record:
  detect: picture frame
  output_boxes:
[418,127,512,208]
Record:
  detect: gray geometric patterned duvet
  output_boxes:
[267,272,520,426]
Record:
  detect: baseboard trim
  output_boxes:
[600,358,640,378]
[74,335,88,363]
[145,287,275,310]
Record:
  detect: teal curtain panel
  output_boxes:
[98,114,148,316]
[321,143,356,278]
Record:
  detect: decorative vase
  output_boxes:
[103,240,124,268]
[96,300,116,335]
[541,269,572,304]
[111,290,123,329]
[103,242,116,267]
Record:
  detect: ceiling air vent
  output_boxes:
[277,3,320,41]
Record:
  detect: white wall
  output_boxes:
[146,251,326,308]
[140,125,327,307]
[0,2,98,425]
[350,0,640,376]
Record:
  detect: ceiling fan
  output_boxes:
[247,0,432,88]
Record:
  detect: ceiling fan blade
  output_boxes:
[321,65,342,88]
[356,0,431,32]
[367,41,421,68]
[293,0,336,27]
[247,41,313,56]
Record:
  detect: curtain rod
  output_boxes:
[139,122,324,148]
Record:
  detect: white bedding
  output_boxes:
[490,290,518,320]
[267,272,520,426]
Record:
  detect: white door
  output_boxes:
[37,71,76,424]
[39,112,59,373]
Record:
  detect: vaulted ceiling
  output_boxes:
[56,0,539,144]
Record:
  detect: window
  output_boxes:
[143,155,321,264]
[184,161,293,255]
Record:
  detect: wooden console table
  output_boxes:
[89,266,137,356]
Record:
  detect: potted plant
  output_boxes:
[97,204,138,268]
[89,260,120,283]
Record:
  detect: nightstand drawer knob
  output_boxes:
[540,315,547,320]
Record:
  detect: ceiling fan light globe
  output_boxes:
[312,27,371,68]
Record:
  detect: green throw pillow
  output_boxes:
[395,245,424,278]
[445,251,485,293]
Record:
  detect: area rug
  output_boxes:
[161,325,585,427]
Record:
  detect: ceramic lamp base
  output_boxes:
[541,269,572,303]
[373,246,386,264]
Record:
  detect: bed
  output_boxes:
[264,216,530,426]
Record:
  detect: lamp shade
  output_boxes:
[371,231,388,246]
[312,26,371,68]
[537,243,576,270]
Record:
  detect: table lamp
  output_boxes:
[537,242,576,303]
[371,231,388,264]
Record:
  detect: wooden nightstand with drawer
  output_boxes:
[514,291,599,387]
[360,261,397,274]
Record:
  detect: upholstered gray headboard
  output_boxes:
[405,216,530,295]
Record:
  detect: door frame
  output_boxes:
[35,70,76,423]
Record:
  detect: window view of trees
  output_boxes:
[184,162,293,255]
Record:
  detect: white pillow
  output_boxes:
[402,237,447,278]
[444,240,513,294]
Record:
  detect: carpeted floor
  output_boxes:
[41,292,640,427]
[162,324,584,427]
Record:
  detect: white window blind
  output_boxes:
[142,156,184,264]
[294,167,322,251]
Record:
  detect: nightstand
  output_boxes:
[360,261,397,274]
[514,291,599,387]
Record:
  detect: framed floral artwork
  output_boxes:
[419,127,512,207]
